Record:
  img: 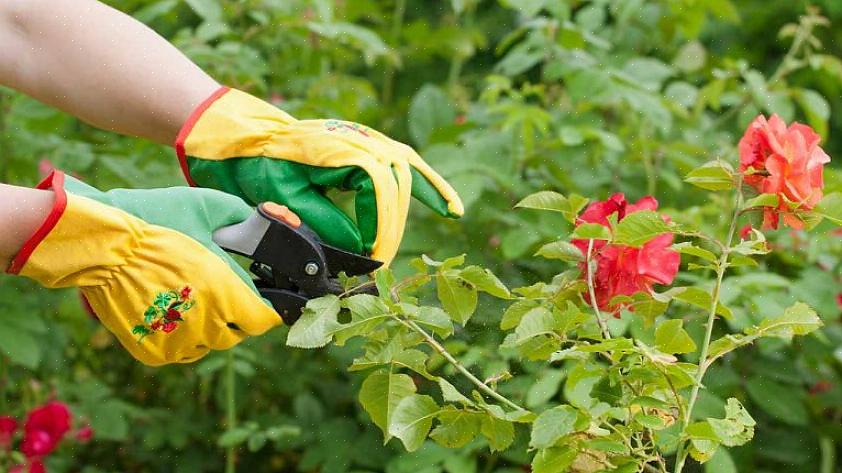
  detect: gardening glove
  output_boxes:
[174,86,464,265]
[6,171,280,366]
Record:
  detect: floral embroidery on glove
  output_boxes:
[132,286,195,342]
[324,119,371,137]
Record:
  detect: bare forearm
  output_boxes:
[0,0,219,145]
[0,184,54,270]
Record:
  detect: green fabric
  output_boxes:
[62,176,259,293]
[186,157,453,255]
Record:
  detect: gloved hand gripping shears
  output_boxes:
[212,203,383,323]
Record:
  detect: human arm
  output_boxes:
[0,0,463,265]
[0,0,218,145]
[0,184,54,269]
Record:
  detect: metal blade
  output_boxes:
[321,244,383,276]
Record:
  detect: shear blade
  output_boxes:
[321,244,383,276]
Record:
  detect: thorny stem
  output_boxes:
[586,239,612,340]
[673,180,743,473]
[225,350,237,473]
[394,316,526,412]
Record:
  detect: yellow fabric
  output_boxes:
[19,194,280,366]
[183,89,464,264]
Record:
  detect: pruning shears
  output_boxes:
[212,203,383,324]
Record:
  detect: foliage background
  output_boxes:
[0,0,841,472]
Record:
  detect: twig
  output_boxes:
[393,315,526,412]
[586,239,612,339]
[673,179,743,473]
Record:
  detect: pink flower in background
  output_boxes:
[572,193,680,313]
[738,114,830,229]
[0,416,18,448]
[75,426,94,443]
[21,402,72,458]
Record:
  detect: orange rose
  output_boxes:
[738,114,830,229]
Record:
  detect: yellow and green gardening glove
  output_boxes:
[6,171,280,366]
[174,87,464,265]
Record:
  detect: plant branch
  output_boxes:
[673,180,743,473]
[586,239,612,339]
[394,315,526,412]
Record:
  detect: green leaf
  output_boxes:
[437,378,474,406]
[673,242,718,263]
[534,240,583,262]
[408,85,456,147]
[185,0,223,21]
[613,210,671,247]
[333,294,391,345]
[217,426,256,448]
[307,22,395,66]
[430,407,481,448]
[794,88,830,137]
[359,371,417,441]
[815,192,842,225]
[460,265,511,298]
[684,160,735,191]
[531,446,577,473]
[529,405,580,449]
[515,191,588,224]
[409,305,454,338]
[513,307,558,344]
[480,414,515,452]
[671,287,733,319]
[436,272,478,325]
[286,295,341,348]
[421,253,466,269]
[571,223,611,241]
[393,349,435,380]
[745,376,807,426]
[705,449,738,473]
[500,299,542,330]
[655,319,697,354]
[526,369,565,408]
[0,328,40,369]
[388,394,441,452]
[708,398,755,446]
[747,302,822,341]
[743,193,779,209]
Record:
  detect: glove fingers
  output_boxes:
[355,162,402,264]
[277,183,365,255]
[402,146,464,217]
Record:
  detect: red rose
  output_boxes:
[0,415,18,448]
[836,293,842,309]
[75,426,94,443]
[738,114,830,229]
[180,286,192,299]
[28,460,45,473]
[150,320,163,331]
[23,402,71,451]
[572,194,680,312]
[165,309,181,321]
[20,429,54,457]
[162,322,178,333]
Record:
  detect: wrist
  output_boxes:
[0,183,55,271]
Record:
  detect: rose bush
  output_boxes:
[284,113,839,472]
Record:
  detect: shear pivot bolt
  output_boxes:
[304,262,320,276]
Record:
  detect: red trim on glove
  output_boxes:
[174,86,231,187]
[7,171,69,275]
